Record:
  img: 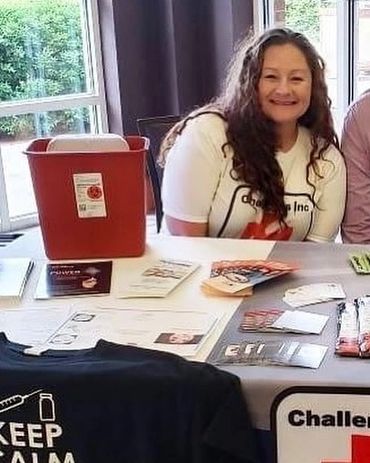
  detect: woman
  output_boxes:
[161,28,346,241]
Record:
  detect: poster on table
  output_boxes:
[272,387,370,463]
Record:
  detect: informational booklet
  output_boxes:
[34,261,112,299]
[336,302,360,357]
[239,308,329,334]
[0,308,72,346]
[35,308,219,358]
[202,260,297,297]
[0,258,34,299]
[214,340,327,369]
[283,283,346,308]
[118,259,199,298]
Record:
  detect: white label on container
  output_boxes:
[73,173,107,218]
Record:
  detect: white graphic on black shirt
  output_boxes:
[0,389,42,415]
[0,389,75,462]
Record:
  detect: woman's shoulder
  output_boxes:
[183,111,227,135]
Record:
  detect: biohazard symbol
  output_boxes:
[87,185,103,199]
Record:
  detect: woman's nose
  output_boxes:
[275,78,290,94]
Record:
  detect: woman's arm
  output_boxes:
[161,115,226,237]
[305,147,346,243]
[165,215,208,237]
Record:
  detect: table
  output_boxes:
[2,229,370,462]
[0,227,274,362]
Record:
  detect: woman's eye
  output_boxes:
[264,74,277,79]
[291,76,304,82]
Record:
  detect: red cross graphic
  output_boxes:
[321,435,370,463]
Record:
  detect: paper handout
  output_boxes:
[202,259,298,297]
[118,259,199,298]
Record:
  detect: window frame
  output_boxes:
[0,0,108,232]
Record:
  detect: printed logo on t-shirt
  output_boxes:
[0,389,75,462]
[217,186,315,240]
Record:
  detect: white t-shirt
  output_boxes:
[162,114,346,242]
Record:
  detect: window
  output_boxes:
[254,0,370,131]
[0,0,107,231]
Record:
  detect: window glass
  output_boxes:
[355,0,370,98]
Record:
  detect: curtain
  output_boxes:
[98,0,254,134]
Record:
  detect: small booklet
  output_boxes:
[34,261,112,299]
[0,258,34,299]
[283,283,346,308]
[239,308,329,334]
[118,259,199,298]
[201,259,297,297]
[214,340,327,369]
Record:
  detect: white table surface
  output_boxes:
[0,228,275,361]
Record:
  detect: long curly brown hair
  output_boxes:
[160,28,340,222]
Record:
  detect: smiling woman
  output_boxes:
[160,28,346,243]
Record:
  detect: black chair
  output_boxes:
[137,115,180,232]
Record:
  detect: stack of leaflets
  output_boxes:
[118,259,199,298]
[34,261,112,299]
[201,259,297,297]
[215,340,328,369]
[349,252,370,274]
[239,308,329,334]
[336,296,370,358]
[0,258,34,300]
[283,283,346,308]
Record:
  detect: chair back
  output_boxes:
[137,115,180,232]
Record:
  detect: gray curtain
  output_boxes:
[98,0,254,134]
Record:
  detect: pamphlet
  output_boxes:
[118,259,199,298]
[202,259,297,297]
[34,261,112,299]
[283,283,345,308]
[0,308,72,346]
[0,258,34,299]
[239,308,329,334]
[36,308,218,358]
[214,340,327,369]
[336,296,370,358]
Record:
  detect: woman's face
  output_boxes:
[258,43,312,129]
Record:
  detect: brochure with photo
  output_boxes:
[0,258,34,299]
[202,259,298,297]
[118,259,199,298]
[34,308,219,358]
[34,261,112,299]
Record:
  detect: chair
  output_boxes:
[137,115,180,232]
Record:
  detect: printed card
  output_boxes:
[118,259,199,298]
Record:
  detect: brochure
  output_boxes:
[33,308,219,358]
[34,261,112,299]
[118,259,199,298]
[0,258,34,299]
[202,259,297,296]
[239,308,329,334]
[214,340,327,369]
